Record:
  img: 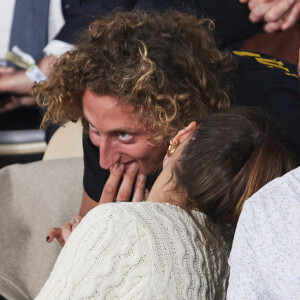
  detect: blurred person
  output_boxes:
[35,107,298,299]
[0,0,64,129]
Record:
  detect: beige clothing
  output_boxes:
[0,158,83,300]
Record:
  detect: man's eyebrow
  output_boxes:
[85,122,143,135]
[83,111,145,134]
[110,127,143,134]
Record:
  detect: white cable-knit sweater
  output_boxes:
[36,202,231,300]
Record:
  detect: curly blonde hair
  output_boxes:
[32,10,236,144]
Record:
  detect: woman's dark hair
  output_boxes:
[174,107,298,230]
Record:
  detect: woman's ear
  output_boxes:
[173,121,197,144]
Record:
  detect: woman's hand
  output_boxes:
[46,216,83,247]
[46,162,147,246]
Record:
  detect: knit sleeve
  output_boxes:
[35,204,152,300]
[227,202,260,300]
[227,167,300,299]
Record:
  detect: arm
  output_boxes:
[0,55,57,112]
[0,55,56,94]
[227,203,260,300]
[79,190,98,217]
[0,68,33,95]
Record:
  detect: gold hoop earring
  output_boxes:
[167,139,179,157]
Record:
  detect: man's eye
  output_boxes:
[89,123,98,132]
[118,132,132,141]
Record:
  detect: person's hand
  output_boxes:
[46,216,83,247]
[0,94,36,113]
[46,162,147,247]
[263,0,300,32]
[0,69,34,94]
[240,0,300,32]
[0,55,56,95]
[0,66,16,77]
[99,162,147,204]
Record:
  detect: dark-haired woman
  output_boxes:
[35,107,298,300]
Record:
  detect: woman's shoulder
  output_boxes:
[84,201,195,225]
[79,202,186,238]
[90,201,231,259]
[85,201,230,243]
[67,202,230,299]
[85,201,209,231]
[82,201,231,267]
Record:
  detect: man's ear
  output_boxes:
[173,121,197,144]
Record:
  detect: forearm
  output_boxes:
[0,70,33,94]
[0,55,57,95]
[79,190,98,217]
[37,55,57,77]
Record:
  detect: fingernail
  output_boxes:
[138,174,145,182]
[128,163,138,172]
[113,163,119,170]
[46,236,50,242]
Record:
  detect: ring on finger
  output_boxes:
[71,218,81,224]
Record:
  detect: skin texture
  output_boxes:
[147,122,197,208]
[83,90,167,174]
[240,0,300,32]
[0,67,33,94]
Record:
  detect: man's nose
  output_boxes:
[98,139,120,170]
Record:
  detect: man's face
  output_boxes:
[83,90,167,175]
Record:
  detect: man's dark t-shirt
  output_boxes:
[83,52,300,202]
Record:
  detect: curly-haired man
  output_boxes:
[33,10,300,246]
